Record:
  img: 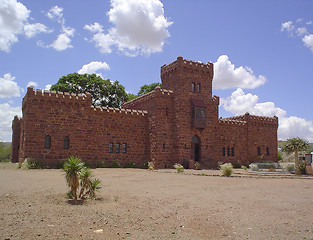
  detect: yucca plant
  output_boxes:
[63,156,101,200]
[173,163,184,173]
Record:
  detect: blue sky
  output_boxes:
[0,0,313,142]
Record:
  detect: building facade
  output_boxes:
[11,57,278,168]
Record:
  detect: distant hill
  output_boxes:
[1,142,11,146]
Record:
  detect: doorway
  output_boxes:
[191,135,201,162]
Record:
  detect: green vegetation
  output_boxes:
[109,160,121,168]
[232,161,242,169]
[124,161,136,168]
[173,163,184,173]
[282,137,309,175]
[126,82,162,101]
[220,163,233,177]
[0,142,11,162]
[148,161,154,170]
[194,161,201,170]
[51,73,128,108]
[21,158,45,169]
[63,156,101,200]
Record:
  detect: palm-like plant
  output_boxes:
[63,156,84,200]
[63,156,101,200]
[282,137,309,175]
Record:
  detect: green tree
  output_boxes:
[51,73,128,108]
[282,137,309,175]
[0,142,11,162]
[137,82,162,96]
[126,93,137,101]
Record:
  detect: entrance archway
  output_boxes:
[191,135,201,162]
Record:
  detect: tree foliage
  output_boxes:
[282,137,309,175]
[51,73,128,108]
[137,82,162,96]
[0,142,11,162]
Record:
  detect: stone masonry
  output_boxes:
[11,57,278,168]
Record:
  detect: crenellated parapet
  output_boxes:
[92,105,148,116]
[224,112,278,127]
[219,118,246,126]
[161,56,213,78]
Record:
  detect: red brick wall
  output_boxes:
[19,87,150,167]
[11,116,21,162]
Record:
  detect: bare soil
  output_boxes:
[1,163,313,240]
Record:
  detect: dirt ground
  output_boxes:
[0,163,313,240]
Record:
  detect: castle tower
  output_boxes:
[160,57,220,167]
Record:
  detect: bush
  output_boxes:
[96,161,105,168]
[21,158,45,169]
[110,160,121,168]
[0,142,11,162]
[194,161,201,170]
[233,161,242,169]
[249,163,259,171]
[268,168,276,172]
[141,162,149,169]
[173,163,184,173]
[55,160,66,169]
[283,163,295,172]
[124,161,136,168]
[299,161,307,175]
[220,163,233,177]
[148,162,154,170]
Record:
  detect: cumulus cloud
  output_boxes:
[45,5,63,22]
[0,0,52,52]
[45,84,52,90]
[26,81,38,88]
[281,19,313,53]
[213,55,266,90]
[221,88,313,141]
[50,32,73,51]
[0,103,21,142]
[0,73,21,98]
[85,0,172,56]
[78,61,110,77]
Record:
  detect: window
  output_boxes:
[109,143,113,153]
[197,83,200,93]
[195,107,206,119]
[122,143,127,154]
[222,147,226,156]
[163,143,166,149]
[227,147,230,156]
[116,143,120,153]
[231,148,234,157]
[63,136,69,149]
[191,82,195,92]
[266,147,270,156]
[257,147,261,156]
[44,135,51,149]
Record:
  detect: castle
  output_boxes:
[11,57,278,168]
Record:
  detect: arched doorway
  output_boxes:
[191,135,201,162]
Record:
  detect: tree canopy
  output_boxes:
[137,82,162,96]
[50,73,128,108]
[282,137,309,175]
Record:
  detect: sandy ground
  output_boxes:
[0,163,313,240]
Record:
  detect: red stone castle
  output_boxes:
[11,57,278,168]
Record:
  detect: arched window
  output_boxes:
[231,147,234,157]
[44,135,51,149]
[266,147,270,156]
[197,83,200,93]
[63,136,69,149]
[191,82,195,92]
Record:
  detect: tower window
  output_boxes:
[191,82,195,92]
[257,147,261,156]
[266,147,270,156]
[63,136,69,149]
[227,147,230,156]
[44,135,51,149]
[163,143,166,149]
[231,147,234,157]
[197,83,200,93]
[122,143,127,153]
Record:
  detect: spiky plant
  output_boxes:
[63,156,84,200]
[79,167,92,199]
[90,178,102,199]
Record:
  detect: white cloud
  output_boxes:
[45,84,52,90]
[85,0,172,56]
[213,55,266,90]
[0,73,20,98]
[26,81,38,88]
[50,32,73,51]
[78,61,110,77]
[302,34,313,52]
[46,5,63,22]
[0,103,21,142]
[23,23,52,38]
[296,27,308,36]
[0,0,30,52]
[281,21,294,33]
[221,88,313,142]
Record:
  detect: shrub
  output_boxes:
[249,163,259,171]
[96,161,105,168]
[242,166,248,171]
[299,161,307,175]
[268,168,276,172]
[194,161,201,170]
[233,161,242,169]
[173,163,184,173]
[55,160,66,169]
[21,158,45,169]
[220,163,233,177]
[110,160,121,168]
[148,162,154,170]
[283,163,295,172]
[63,156,101,200]
[124,161,136,168]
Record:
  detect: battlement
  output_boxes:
[219,118,246,126]
[161,56,213,77]
[224,113,278,126]
[23,87,92,104]
[92,105,148,116]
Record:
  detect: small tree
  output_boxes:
[282,137,309,175]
